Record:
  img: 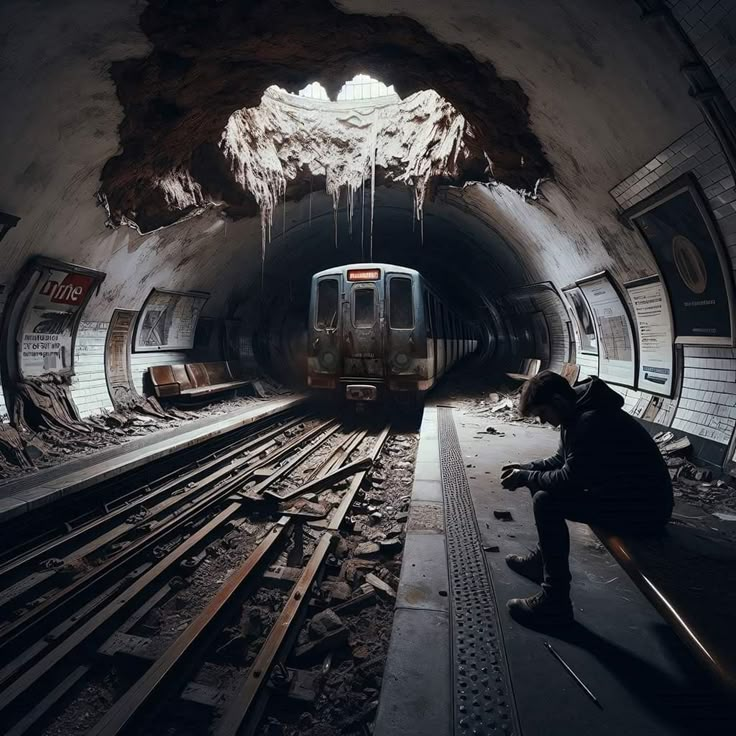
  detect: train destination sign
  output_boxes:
[625,275,675,397]
[347,268,381,281]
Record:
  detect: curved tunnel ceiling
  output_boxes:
[0,0,715,374]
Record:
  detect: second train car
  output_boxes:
[307,263,478,404]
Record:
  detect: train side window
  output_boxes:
[389,277,414,329]
[316,279,339,330]
[353,287,376,327]
[424,291,432,337]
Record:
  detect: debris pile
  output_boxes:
[0,376,288,480]
[258,431,418,736]
[654,431,736,516]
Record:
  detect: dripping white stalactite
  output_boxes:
[220,86,487,260]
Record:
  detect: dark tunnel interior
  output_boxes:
[2,2,736,735]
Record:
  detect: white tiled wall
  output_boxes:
[666,0,736,109]
[576,352,598,381]
[610,114,736,444]
[672,346,736,444]
[71,321,114,417]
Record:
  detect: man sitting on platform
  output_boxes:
[500,370,673,627]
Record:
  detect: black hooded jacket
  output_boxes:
[517,377,673,517]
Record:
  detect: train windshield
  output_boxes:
[316,278,339,330]
[389,277,414,329]
[353,287,375,327]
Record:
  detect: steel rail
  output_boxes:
[0,414,306,583]
[0,502,245,719]
[214,532,334,736]
[0,419,338,670]
[265,456,373,502]
[72,426,386,736]
[325,424,391,530]
[86,517,293,736]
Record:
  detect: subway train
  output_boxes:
[307,263,478,403]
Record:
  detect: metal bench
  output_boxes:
[148,361,251,400]
[591,524,736,696]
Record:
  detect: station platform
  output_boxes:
[376,403,736,736]
[0,394,305,524]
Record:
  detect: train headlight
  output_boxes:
[393,352,410,368]
[319,350,337,370]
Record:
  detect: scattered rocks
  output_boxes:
[354,541,381,557]
[309,609,344,639]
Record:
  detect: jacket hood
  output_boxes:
[574,377,624,413]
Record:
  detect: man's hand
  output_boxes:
[501,467,526,491]
[501,463,522,473]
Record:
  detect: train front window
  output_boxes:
[316,279,339,330]
[353,287,375,327]
[389,277,414,329]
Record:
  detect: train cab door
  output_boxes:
[310,275,342,381]
[386,273,417,377]
[343,276,383,381]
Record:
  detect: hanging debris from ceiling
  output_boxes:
[221,86,488,268]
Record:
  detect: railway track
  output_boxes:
[0,410,395,736]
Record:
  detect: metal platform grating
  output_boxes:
[438,406,518,735]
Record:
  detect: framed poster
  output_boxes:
[578,272,637,388]
[625,173,736,345]
[134,289,209,352]
[625,275,675,397]
[562,285,598,355]
[15,258,105,377]
[105,309,138,408]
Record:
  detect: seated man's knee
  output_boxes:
[532,490,553,513]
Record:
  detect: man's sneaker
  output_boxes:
[505,550,544,584]
[507,590,574,627]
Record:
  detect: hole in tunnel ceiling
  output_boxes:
[298,75,397,102]
[223,72,491,279]
[98,0,551,236]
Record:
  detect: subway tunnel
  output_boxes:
[2,2,736,735]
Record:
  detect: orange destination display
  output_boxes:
[347,268,381,281]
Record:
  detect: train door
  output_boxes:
[386,273,417,376]
[310,274,342,382]
[343,278,383,380]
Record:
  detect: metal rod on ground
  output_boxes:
[263,456,373,502]
[543,641,602,709]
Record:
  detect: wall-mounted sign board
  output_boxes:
[625,275,675,397]
[105,309,138,408]
[625,173,736,346]
[134,289,209,352]
[561,285,598,355]
[577,271,637,388]
[15,258,105,378]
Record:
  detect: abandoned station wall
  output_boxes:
[1,0,736,466]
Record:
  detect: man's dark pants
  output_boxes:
[531,487,669,597]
